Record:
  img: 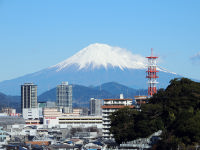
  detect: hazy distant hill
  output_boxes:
[38,82,148,107]
[0,93,20,112]
[95,82,147,97]
[0,82,147,111]
[38,84,114,107]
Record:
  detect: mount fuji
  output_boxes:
[0,43,180,95]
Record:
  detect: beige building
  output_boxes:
[43,108,62,126]
[59,115,102,128]
[43,108,102,128]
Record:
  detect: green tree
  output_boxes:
[109,107,138,144]
[109,78,200,149]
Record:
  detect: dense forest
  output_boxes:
[109,78,200,150]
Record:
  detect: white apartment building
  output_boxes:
[102,95,134,139]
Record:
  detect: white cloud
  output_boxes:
[190,52,200,65]
[191,52,200,61]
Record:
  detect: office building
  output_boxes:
[90,98,103,116]
[56,82,72,113]
[21,83,37,112]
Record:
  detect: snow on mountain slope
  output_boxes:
[51,43,147,71]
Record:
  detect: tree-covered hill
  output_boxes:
[110,78,200,150]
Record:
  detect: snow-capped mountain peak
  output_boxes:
[51,43,147,71]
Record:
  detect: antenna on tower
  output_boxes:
[151,48,153,57]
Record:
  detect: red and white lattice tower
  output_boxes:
[146,48,159,97]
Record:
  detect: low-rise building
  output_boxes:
[43,107,102,128]
[2,108,19,116]
[58,116,102,128]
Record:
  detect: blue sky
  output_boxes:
[0,0,200,81]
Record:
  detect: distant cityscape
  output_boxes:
[0,50,160,150]
[0,80,148,149]
[1,1,199,149]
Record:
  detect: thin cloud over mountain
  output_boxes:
[190,52,200,63]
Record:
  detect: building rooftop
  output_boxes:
[103,98,133,101]
[102,105,134,109]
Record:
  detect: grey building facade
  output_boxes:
[90,98,103,116]
[21,83,37,112]
[56,82,72,113]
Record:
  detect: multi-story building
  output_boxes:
[21,83,38,112]
[23,108,40,124]
[90,98,103,116]
[58,116,102,128]
[57,82,72,113]
[43,108,102,128]
[102,95,134,139]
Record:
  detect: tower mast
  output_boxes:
[146,48,159,97]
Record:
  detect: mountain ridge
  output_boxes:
[38,82,148,107]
